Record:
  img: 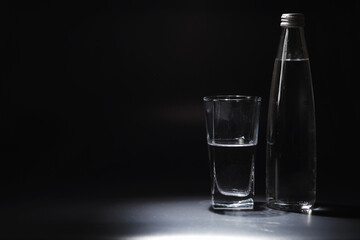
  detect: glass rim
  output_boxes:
[203,95,261,102]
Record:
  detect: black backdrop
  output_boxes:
[2,0,360,204]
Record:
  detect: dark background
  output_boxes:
[2,0,360,204]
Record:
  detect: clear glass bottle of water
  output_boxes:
[266,13,317,213]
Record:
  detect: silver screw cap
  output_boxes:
[281,13,305,27]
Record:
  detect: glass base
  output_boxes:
[267,200,314,213]
[212,198,254,210]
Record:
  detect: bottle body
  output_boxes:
[266,15,316,212]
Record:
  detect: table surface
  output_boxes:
[2,195,360,239]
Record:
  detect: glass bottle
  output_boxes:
[266,13,316,212]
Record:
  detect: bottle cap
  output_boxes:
[280,13,305,27]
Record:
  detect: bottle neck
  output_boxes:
[276,27,308,60]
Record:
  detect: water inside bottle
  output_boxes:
[267,58,316,210]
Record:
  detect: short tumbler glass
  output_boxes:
[204,95,261,210]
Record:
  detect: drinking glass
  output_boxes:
[204,95,261,210]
